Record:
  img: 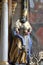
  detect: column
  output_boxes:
[0,0,8,65]
[8,0,12,56]
[8,0,12,26]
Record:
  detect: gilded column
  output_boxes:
[0,0,8,65]
[8,0,12,26]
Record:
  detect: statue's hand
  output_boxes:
[15,28,19,34]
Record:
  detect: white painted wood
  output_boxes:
[30,0,34,8]
[40,0,43,3]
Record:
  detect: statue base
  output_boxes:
[0,61,9,65]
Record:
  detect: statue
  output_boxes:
[14,18,32,64]
[9,0,32,64]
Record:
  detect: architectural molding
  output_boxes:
[3,0,8,3]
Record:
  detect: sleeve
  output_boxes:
[16,19,22,28]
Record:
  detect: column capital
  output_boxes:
[3,0,8,3]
